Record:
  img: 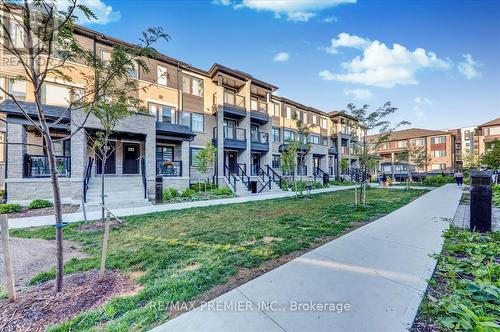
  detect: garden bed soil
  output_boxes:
[8,204,80,219]
[0,270,139,332]
[0,238,87,288]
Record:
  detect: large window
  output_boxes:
[191,113,204,132]
[272,154,280,169]
[284,129,296,142]
[272,103,280,117]
[312,114,318,125]
[311,134,320,144]
[10,21,24,48]
[157,65,168,86]
[413,138,425,146]
[156,146,174,161]
[8,79,26,101]
[397,140,407,148]
[190,147,202,166]
[149,103,176,123]
[286,106,292,119]
[431,136,446,144]
[127,61,138,79]
[433,150,446,157]
[272,127,280,143]
[100,49,112,62]
[250,98,258,111]
[182,75,204,97]
[321,117,328,129]
[431,163,446,170]
[41,83,70,106]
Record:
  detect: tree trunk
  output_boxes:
[101,136,109,223]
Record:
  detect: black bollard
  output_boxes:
[470,170,492,232]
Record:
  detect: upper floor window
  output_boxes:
[321,136,328,145]
[431,163,447,170]
[321,118,328,129]
[396,140,407,148]
[149,102,175,124]
[7,79,26,101]
[191,113,204,132]
[182,75,204,97]
[284,129,296,142]
[157,65,168,86]
[286,106,292,119]
[311,135,320,144]
[433,150,446,157]
[41,83,70,106]
[431,136,446,144]
[250,98,258,111]
[10,21,24,48]
[100,49,112,62]
[272,103,280,117]
[413,138,425,146]
[272,127,280,143]
[312,114,318,125]
[127,61,138,79]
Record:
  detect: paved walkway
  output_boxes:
[152,184,462,332]
[8,185,354,229]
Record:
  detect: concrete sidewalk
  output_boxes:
[152,184,462,332]
[8,185,355,229]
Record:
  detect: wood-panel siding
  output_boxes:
[182,93,204,113]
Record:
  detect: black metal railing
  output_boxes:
[329,166,334,176]
[313,167,325,181]
[141,157,146,199]
[24,154,71,178]
[297,165,307,176]
[251,131,269,144]
[83,157,94,203]
[258,166,271,192]
[237,163,250,189]
[156,160,182,177]
[224,164,237,191]
[213,127,247,141]
[266,165,282,189]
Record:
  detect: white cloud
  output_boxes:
[273,52,290,62]
[413,96,432,118]
[226,0,356,22]
[325,32,370,54]
[68,0,121,25]
[318,70,335,80]
[414,96,431,105]
[212,0,233,5]
[457,53,481,80]
[320,33,452,88]
[344,88,373,100]
[320,16,338,23]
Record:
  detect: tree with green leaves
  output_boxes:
[0,0,168,291]
[280,140,297,185]
[480,139,500,170]
[345,102,409,205]
[293,114,314,183]
[340,157,349,176]
[397,142,432,188]
[194,142,217,191]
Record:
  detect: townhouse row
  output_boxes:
[0,22,365,204]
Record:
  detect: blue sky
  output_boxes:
[81,0,499,130]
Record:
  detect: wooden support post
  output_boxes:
[98,212,111,282]
[0,214,16,302]
[81,199,87,223]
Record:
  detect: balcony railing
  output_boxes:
[224,90,245,108]
[341,146,349,155]
[24,154,71,178]
[251,100,268,113]
[156,160,182,177]
[251,131,269,144]
[222,127,246,141]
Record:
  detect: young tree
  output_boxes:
[340,157,349,176]
[194,142,217,191]
[280,140,297,184]
[293,114,314,183]
[397,143,431,188]
[0,0,168,291]
[480,139,500,170]
[345,102,409,205]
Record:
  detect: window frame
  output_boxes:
[182,74,204,97]
[157,65,168,86]
[190,147,203,167]
[272,127,281,143]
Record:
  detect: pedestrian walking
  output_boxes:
[454,170,464,186]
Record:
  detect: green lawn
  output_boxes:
[11,188,425,331]
[414,228,500,331]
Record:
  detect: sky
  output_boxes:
[76,0,499,131]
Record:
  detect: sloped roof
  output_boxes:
[0,100,71,122]
[367,128,449,142]
[478,117,500,128]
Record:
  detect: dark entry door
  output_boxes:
[225,152,237,174]
[96,142,116,174]
[123,143,140,174]
[251,153,260,176]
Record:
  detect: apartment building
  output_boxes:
[477,117,500,158]
[368,128,456,179]
[0,18,364,204]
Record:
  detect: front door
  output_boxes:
[225,151,237,174]
[123,143,140,174]
[96,141,116,174]
[313,156,320,173]
[251,153,260,176]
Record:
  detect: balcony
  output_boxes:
[156,160,182,177]
[328,146,338,155]
[24,155,71,178]
[251,131,269,152]
[213,126,247,150]
[250,100,269,124]
[341,146,349,155]
[213,90,246,119]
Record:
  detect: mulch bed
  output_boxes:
[0,270,139,332]
[8,204,80,219]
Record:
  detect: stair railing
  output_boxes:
[224,165,237,191]
[258,166,271,192]
[266,165,282,189]
[237,163,250,189]
[83,157,94,203]
[141,157,146,199]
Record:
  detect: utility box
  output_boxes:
[155,176,163,204]
[323,173,330,185]
[250,181,258,194]
[470,170,492,233]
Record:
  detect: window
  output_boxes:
[413,138,425,146]
[321,136,328,146]
[0,133,4,162]
[127,61,138,79]
[190,147,202,166]
[10,21,24,48]
[100,49,112,62]
[272,103,280,117]
[41,83,70,106]
[157,66,168,86]
[149,103,176,123]
[53,140,70,156]
[433,150,446,157]
[182,75,204,97]
[312,114,318,125]
[272,127,280,143]
[431,163,446,170]
[272,155,280,169]
[251,98,258,111]
[286,106,292,119]
[191,113,204,132]
[431,136,446,144]
[321,117,328,129]
[8,79,26,101]
[396,140,407,148]
[157,146,174,161]
[311,135,320,144]
[284,129,296,142]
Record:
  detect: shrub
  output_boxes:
[0,203,22,214]
[27,199,53,209]
[191,182,217,192]
[163,188,179,201]
[330,179,355,186]
[181,189,196,199]
[423,175,455,187]
[493,184,500,208]
[312,181,325,189]
[292,181,308,193]
[212,187,232,196]
[281,181,289,191]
